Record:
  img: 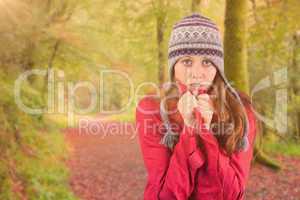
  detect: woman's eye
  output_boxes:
[182,59,192,66]
[202,59,213,67]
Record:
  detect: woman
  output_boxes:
[136,13,259,200]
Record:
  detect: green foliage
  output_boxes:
[248,0,300,141]
[0,127,78,200]
[0,0,81,198]
[264,140,300,157]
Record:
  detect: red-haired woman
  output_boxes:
[136,13,259,200]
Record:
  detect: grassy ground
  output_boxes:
[263,140,300,157]
[0,114,79,200]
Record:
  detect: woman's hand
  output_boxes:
[195,93,214,129]
[177,91,198,128]
[178,91,214,129]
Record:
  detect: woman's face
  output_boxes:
[174,55,217,90]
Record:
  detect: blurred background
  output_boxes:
[0,0,299,199]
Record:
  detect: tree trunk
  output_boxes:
[224,0,249,93]
[254,105,282,169]
[291,31,300,139]
[155,0,167,86]
[224,0,281,169]
[44,40,60,94]
[191,0,202,13]
[253,142,281,170]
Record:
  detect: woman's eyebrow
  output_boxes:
[179,56,193,60]
[202,57,213,62]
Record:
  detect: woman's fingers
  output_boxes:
[178,91,198,115]
[196,94,214,127]
[177,91,215,128]
[197,93,210,99]
[197,94,212,103]
[177,91,202,128]
[197,98,213,112]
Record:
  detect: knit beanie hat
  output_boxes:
[159,13,250,152]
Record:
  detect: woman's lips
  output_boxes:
[188,83,207,91]
[188,83,202,87]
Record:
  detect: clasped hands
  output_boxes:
[177,90,214,130]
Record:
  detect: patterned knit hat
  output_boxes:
[160,13,250,152]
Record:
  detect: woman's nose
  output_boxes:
[190,62,205,78]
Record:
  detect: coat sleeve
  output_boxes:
[191,103,258,200]
[136,97,206,200]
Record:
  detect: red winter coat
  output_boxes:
[136,94,258,200]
